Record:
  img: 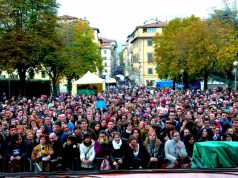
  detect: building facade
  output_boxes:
[99,38,117,79]
[123,19,166,86]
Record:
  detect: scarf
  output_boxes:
[83,141,92,147]
[112,139,122,150]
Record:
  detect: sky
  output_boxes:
[57,0,225,52]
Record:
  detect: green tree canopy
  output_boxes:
[0,0,59,96]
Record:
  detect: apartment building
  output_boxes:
[99,38,118,79]
[123,19,167,86]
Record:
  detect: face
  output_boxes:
[16,135,23,144]
[95,124,101,131]
[132,130,139,138]
[173,132,180,142]
[149,132,156,141]
[202,129,208,137]
[188,137,195,144]
[66,139,73,145]
[84,137,91,143]
[114,135,120,143]
[36,130,42,138]
[227,128,234,135]
[184,129,190,136]
[40,137,46,145]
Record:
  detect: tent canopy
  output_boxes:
[72,71,105,95]
[74,71,104,84]
[105,78,116,83]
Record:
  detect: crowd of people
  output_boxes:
[0,83,238,172]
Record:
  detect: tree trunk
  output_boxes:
[184,71,189,90]
[173,79,176,90]
[67,77,72,95]
[52,78,57,97]
[18,67,26,96]
[204,74,208,90]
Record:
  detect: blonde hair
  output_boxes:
[144,131,161,147]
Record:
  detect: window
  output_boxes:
[10,75,18,79]
[41,71,46,78]
[105,69,108,73]
[104,62,107,67]
[147,53,153,63]
[104,50,107,54]
[148,28,156,33]
[147,40,153,46]
[0,75,5,79]
[103,57,107,60]
[148,68,153,74]
[143,28,147,33]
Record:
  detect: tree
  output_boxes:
[59,20,103,94]
[0,0,59,96]
[153,16,238,90]
[153,16,200,89]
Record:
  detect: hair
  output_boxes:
[144,131,161,147]
[172,131,180,137]
[128,135,137,143]
[131,127,141,139]
[112,132,121,138]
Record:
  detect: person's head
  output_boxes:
[168,111,176,121]
[226,127,234,135]
[13,133,23,144]
[52,121,62,134]
[36,129,43,138]
[172,131,180,142]
[67,135,77,145]
[232,118,238,129]
[112,132,121,143]
[83,133,92,144]
[128,135,137,146]
[131,128,141,139]
[94,122,101,131]
[26,130,34,141]
[183,128,190,137]
[184,134,195,145]
[39,134,48,145]
[225,133,233,141]
[107,120,115,130]
[49,132,57,143]
[99,130,106,141]
[9,125,16,136]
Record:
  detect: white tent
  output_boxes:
[105,78,116,83]
[72,71,105,95]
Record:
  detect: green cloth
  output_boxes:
[77,89,95,95]
[192,141,238,168]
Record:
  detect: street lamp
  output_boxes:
[180,69,184,91]
[233,61,238,91]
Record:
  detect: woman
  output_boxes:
[144,131,164,168]
[5,133,28,172]
[94,130,109,169]
[198,128,214,142]
[93,122,101,140]
[80,133,95,170]
[109,132,128,169]
[164,131,187,167]
[31,134,51,171]
[184,134,195,161]
[62,135,80,170]
[124,135,150,169]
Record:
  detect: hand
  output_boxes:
[15,156,21,160]
[10,156,14,161]
[100,139,104,144]
[82,159,88,164]
[113,161,118,166]
[176,143,182,149]
[118,159,122,164]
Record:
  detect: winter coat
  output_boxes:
[80,142,95,168]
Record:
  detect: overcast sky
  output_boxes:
[57,0,225,51]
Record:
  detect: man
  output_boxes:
[48,133,63,170]
[52,121,68,146]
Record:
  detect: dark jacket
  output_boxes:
[109,139,128,164]
[124,143,150,169]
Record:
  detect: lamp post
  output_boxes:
[233,61,238,91]
[180,69,184,91]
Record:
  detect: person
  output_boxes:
[124,135,150,169]
[198,128,214,142]
[164,131,187,167]
[144,131,164,168]
[79,133,95,170]
[184,134,195,162]
[48,133,63,170]
[62,135,80,170]
[31,134,51,171]
[94,130,109,169]
[5,133,28,172]
[109,132,128,169]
